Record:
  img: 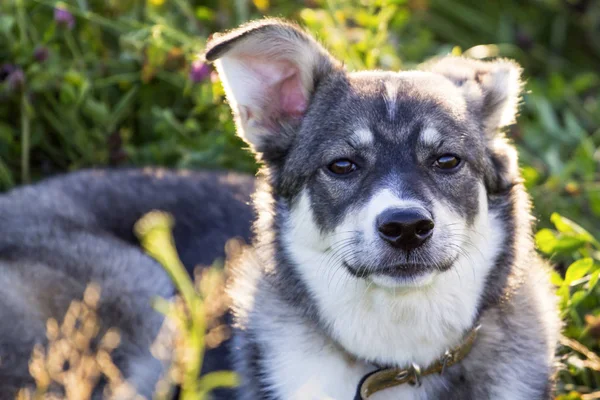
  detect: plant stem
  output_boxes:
[76,0,88,13]
[235,0,249,24]
[0,157,15,189]
[21,92,30,183]
[15,0,28,45]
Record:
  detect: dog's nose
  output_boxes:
[377,208,434,250]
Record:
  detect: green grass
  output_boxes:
[135,211,239,400]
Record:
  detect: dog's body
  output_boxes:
[205,19,560,400]
[0,18,560,400]
[0,168,254,398]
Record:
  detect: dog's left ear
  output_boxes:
[425,57,522,138]
[205,19,339,159]
[426,57,523,194]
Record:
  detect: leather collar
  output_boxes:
[354,324,481,399]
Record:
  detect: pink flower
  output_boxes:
[7,69,25,91]
[0,64,15,81]
[34,47,49,63]
[54,7,75,29]
[189,60,211,83]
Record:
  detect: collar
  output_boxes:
[354,324,481,400]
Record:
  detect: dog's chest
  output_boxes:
[257,315,438,400]
[263,341,438,400]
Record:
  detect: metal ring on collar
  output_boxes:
[409,363,422,387]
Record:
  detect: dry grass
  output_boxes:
[17,211,238,400]
[17,284,142,400]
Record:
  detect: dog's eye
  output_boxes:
[434,155,461,170]
[327,159,357,175]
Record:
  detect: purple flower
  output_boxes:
[189,60,211,83]
[7,69,25,91]
[0,64,15,81]
[54,7,75,29]
[34,46,49,63]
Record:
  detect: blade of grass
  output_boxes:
[21,92,30,183]
[0,156,15,189]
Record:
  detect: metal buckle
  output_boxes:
[409,363,422,387]
[395,369,411,381]
[395,363,422,387]
[440,350,453,375]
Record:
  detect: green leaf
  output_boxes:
[521,166,540,189]
[565,258,593,285]
[0,122,15,147]
[570,290,587,306]
[572,72,599,93]
[556,284,570,311]
[550,270,564,286]
[106,86,139,132]
[0,15,15,34]
[553,236,587,254]
[551,213,595,243]
[535,229,557,254]
[588,190,600,218]
[152,296,172,316]
[195,6,215,21]
[82,98,110,127]
[588,270,600,291]
[198,371,240,392]
[59,84,78,105]
[0,156,14,189]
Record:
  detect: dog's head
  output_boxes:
[206,19,520,290]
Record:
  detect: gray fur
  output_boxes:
[207,19,560,399]
[0,168,255,398]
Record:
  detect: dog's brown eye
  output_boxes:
[328,159,357,175]
[435,155,461,170]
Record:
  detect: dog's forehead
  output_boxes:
[345,70,468,121]
[303,70,470,147]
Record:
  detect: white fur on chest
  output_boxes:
[258,308,435,400]
[269,185,505,398]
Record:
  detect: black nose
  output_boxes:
[377,208,434,250]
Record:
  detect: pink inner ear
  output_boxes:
[280,72,308,117]
[242,56,309,121]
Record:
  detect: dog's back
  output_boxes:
[0,168,254,397]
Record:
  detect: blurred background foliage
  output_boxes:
[1,0,600,398]
[1,0,600,232]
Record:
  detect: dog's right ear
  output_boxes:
[205,19,339,157]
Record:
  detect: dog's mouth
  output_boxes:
[343,258,456,288]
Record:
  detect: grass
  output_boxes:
[19,212,238,399]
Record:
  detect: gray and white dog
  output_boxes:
[0,17,560,400]
[204,19,560,399]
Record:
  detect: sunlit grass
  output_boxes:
[17,283,139,400]
[20,211,238,400]
[135,211,239,400]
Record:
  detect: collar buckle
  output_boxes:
[395,362,422,387]
[355,323,481,400]
[440,350,453,375]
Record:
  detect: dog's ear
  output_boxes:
[205,19,339,157]
[425,57,522,138]
[425,57,523,194]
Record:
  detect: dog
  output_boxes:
[0,17,559,400]
[0,168,254,398]
[203,18,560,399]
